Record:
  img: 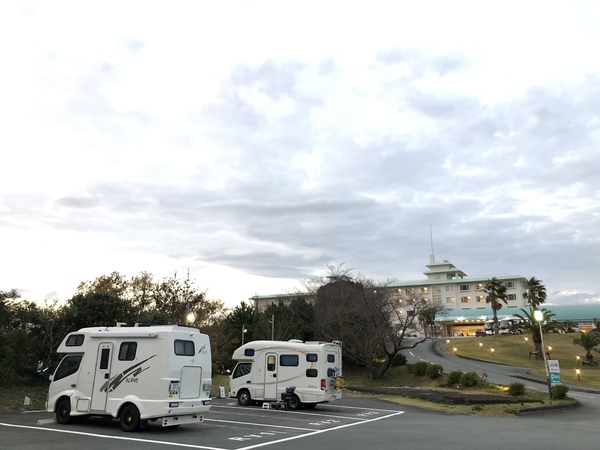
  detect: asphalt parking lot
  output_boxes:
[0,397,406,450]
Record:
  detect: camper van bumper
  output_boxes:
[161,413,204,427]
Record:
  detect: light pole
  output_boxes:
[534,309,552,399]
[268,315,274,340]
[241,324,247,345]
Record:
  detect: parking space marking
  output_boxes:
[205,418,314,431]
[237,410,405,450]
[0,422,227,450]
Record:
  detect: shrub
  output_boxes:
[551,384,569,399]
[391,353,407,367]
[507,382,526,396]
[426,364,444,379]
[409,361,430,376]
[447,370,463,386]
[459,371,480,387]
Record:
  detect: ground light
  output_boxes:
[490,348,495,356]
[576,369,581,381]
[534,309,552,399]
[479,342,483,350]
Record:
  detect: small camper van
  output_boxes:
[47,325,212,432]
[229,340,343,409]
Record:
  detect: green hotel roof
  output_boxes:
[437,304,600,322]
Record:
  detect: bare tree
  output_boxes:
[313,277,438,380]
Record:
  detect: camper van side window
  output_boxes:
[327,354,335,363]
[244,349,255,357]
[306,368,318,377]
[66,334,84,346]
[119,342,137,361]
[232,362,252,379]
[306,353,318,362]
[174,340,195,356]
[280,355,299,366]
[54,355,83,381]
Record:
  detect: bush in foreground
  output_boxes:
[551,384,569,399]
[507,382,526,396]
[447,370,463,386]
[459,371,480,387]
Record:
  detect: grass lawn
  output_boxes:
[444,332,600,388]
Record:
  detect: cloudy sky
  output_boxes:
[2,1,600,308]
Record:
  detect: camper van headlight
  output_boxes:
[203,382,212,392]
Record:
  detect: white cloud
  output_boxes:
[2,1,600,308]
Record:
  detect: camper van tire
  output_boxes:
[120,404,141,432]
[237,389,252,406]
[56,398,72,424]
[286,394,300,411]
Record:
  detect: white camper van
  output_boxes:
[229,340,343,409]
[47,325,212,432]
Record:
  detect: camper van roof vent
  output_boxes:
[288,339,303,343]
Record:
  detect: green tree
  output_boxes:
[64,291,137,330]
[515,307,556,360]
[484,277,508,335]
[573,330,600,363]
[523,277,547,308]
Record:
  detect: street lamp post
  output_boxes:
[534,310,552,399]
[241,324,247,345]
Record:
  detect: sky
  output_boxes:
[2,1,600,308]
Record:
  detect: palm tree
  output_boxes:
[515,307,556,360]
[573,330,600,364]
[523,277,547,308]
[484,277,508,335]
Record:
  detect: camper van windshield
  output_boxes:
[54,355,82,381]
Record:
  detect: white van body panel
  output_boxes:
[229,340,343,407]
[47,325,212,428]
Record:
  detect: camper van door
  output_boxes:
[264,353,278,399]
[91,342,113,411]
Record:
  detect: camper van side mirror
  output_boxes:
[48,374,54,382]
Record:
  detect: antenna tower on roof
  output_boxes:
[429,225,435,264]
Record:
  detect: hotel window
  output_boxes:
[476,295,486,303]
[506,281,515,288]
[475,283,484,291]
[406,288,415,294]
[461,296,470,303]
[507,294,516,301]
[447,297,456,303]
[460,284,470,291]
[445,285,455,292]
[432,286,441,294]
[433,294,442,302]
[418,287,428,294]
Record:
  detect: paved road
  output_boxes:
[3,394,600,450]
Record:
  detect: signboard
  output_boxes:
[547,360,561,386]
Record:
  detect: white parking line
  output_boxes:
[205,418,314,431]
[0,422,227,450]
[237,410,405,450]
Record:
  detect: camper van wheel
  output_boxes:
[237,390,252,406]
[56,398,72,424]
[120,404,141,432]
[287,395,300,411]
